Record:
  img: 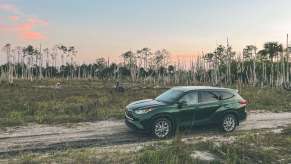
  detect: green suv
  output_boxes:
[125,86,247,139]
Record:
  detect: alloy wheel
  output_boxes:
[154,119,170,138]
[222,114,236,132]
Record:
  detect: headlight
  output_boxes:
[135,108,153,114]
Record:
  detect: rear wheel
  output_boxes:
[221,114,237,132]
[152,118,173,139]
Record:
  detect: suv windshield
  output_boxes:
[155,89,184,103]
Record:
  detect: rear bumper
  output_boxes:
[237,109,248,125]
[237,110,247,123]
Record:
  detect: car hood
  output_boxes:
[126,99,166,111]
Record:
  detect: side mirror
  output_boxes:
[177,101,187,108]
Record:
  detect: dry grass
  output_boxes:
[0,80,290,127]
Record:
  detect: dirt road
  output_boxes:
[0,111,291,156]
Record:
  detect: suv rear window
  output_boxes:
[215,91,234,100]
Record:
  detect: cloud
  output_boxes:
[21,31,46,40]
[28,18,48,25]
[17,19,48,40]
[0,3,48,41]
[9,15,19,21]
[0,17,48,41]
[0,3,20,14]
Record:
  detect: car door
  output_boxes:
[176,91,198,127]
[194,91,221,125]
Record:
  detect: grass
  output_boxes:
[1,80,290,163]
[4,137,205,164]
[239,86,291,112]
[136,138,197,164]
[0,79,291,127]
[195,126,291,163]
[5,126,291,164]
[9,148,135,164]
[0,79,165,127]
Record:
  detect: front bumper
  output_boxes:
[124,112,146,131]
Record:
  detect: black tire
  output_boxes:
[152,118,173,139]
[221,114,237,132]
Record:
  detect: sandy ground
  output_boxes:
[0,111,291,156]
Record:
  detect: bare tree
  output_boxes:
[2,44,13,84]
[68,46,77,79]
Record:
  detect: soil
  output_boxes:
[0,111,290,156]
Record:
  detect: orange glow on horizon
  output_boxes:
[9,15,19,21]
[171,53,200,64]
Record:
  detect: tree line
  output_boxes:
[0,40,291,88]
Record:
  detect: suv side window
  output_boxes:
[179,92,198,105]
[199,91,219,103]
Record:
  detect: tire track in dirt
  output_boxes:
[0,112,291,156]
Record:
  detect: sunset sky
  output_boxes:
[1,0,291,64]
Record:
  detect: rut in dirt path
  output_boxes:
[0,112,291,156]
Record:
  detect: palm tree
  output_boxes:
[14,46,23,79]
[152,49,169,82]
[121,51,137,81]
[51,46,58,78]
[259,42,283,86]
[35,46,43,80]
[43,48,50,78]
[137,48,152,69]
[67,46,77,79]
[226,44,235,85]
[160,49,170,67]
[203,52,216,84]
[243,45,257,85]
[121,51,134,66]
[23,45,35,81]
[58,45,68,78]
[214,45,226,85]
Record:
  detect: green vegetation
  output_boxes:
[5,126,291,164]
[197,128,291,163]
[15,149,135,164]
[136,139,195,164]
[0,80,164,127]
[239,86,291,112]
[0,80,291,127]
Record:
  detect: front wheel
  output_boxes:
[152,118,173,139]
[221,114,237,132]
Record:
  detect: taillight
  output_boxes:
[240,99,248,105]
